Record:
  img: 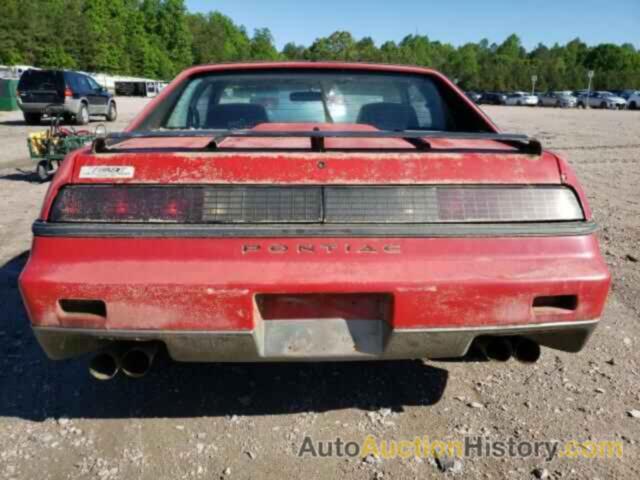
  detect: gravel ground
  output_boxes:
[0,101,639,479]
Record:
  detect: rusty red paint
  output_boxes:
[20,236,609,331]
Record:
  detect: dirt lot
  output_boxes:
[0,101,638,480]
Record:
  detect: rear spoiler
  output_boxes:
[92,129,543,155]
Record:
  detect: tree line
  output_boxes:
[1,0,639,91]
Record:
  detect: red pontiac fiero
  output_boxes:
[19,62,610,379]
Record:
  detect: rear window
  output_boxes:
[18,70,64,91]
[154,71,466,132]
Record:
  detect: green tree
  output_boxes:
[125,2,161,77]
[308,31,357,60]
[188,12,251,64]
[0,0,23,65]
[449,44,481,89]
[282,42,306,60]
[81,0,123,72]
[250,28,279,60]
[355,37,381,62]
[156,0,193,75]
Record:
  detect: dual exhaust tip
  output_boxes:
[476,336,541,364]
[89,337,539,379]
[89,342,158,381]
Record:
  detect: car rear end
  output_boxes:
[17,70,65,114]
[19,63,610,373]
[17,70,81,121]
[560,94,577,108]
[523,94,539,106]
[610,96,627,109]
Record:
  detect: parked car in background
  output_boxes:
[465,91,482,103]
[610,90,637,100]
[17,69,117,125]
[577,91,627,109]
[618,90,636,101]
[505,92,539,106]
[538,91,577,108]
[478,92,507,105]
[625,91,640,110]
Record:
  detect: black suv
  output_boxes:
[17,69,117,125]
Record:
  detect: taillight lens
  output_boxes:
[64,87,73,97]
[49,185,584,224]
[324,186,584,223]
[435,187,583,222]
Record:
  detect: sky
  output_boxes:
[186,0,640,51]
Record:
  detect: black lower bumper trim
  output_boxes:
[32,220,598,238]
[32,319,599,361]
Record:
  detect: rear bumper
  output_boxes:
[17,99,80,115]
[32,319,599,362]
[20,234,610,361]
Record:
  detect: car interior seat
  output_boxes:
[356,102,419,131]
[205,103,269,129]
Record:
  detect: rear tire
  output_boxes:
[23,112,41,125]
[106,102,117,122]
[75,103,89,125]
[600,101,608,109]
[630,101,638,110]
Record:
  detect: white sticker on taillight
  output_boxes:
[79,166,135,179]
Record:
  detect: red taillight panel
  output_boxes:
[50,186,204,223]
[49,185,585,224]
[64,87,73,97]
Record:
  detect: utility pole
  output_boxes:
[531,75,537,95]
[586,70,594,109]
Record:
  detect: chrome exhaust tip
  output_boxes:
[477,337,513,362]
[89,350,120,381]
[121,342,159,378]
[513,338,541,364]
